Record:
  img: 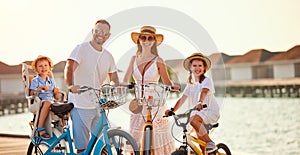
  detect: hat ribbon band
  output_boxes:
[141,29,155,34]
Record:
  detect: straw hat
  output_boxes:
[31,55,54,73]
[183,52,211,71]
[131,26,164,46]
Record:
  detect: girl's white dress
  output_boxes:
[129,57,175,154]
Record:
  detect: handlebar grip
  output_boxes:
[78,86,90,93]
[120,82,135,89]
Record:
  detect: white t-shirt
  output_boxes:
[68,42,117,109]
[183,77,219,116]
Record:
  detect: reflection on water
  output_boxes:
[0,97,299,155]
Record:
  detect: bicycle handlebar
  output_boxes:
[163,104,207,127]
[121,82,176,91]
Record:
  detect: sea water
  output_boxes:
[0,97,299,155]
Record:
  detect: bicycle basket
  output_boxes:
[96,85,129,109]
[134,83,170,107]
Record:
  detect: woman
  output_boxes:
[123,26,178,154]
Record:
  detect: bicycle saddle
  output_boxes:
[204,123,219,132]
[51,103,74,116]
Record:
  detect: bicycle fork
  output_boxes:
[142,106,155,155]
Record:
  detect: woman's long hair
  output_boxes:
[136,39,159,56]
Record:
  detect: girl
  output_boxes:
[165,52,220,154]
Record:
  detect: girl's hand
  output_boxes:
[196,103,204,111]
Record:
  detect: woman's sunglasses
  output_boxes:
[139,35,155,42]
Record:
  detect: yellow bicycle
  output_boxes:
[165,106,231,155]
[132,82,174,155]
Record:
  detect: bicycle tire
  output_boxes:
[100,129,140,155]
[142,126,152,155]
[208,143,231,155]
[171,149,188,155]
[27,142,49,155]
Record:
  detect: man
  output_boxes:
[64,19,119,153]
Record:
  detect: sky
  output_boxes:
[0,0,300,65]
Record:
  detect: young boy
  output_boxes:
[30,55,61,139]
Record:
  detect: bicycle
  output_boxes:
[27,84,140,155]
[164,105,231,155]
[129,82,175,155]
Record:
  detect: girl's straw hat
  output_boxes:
[131,26,164,46]
[183,52,211,71]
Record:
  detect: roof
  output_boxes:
[208,52,234,65]
[0,61,66,74]
[266,45,300,62]
[226,49,279,64]
[1,45,300,74]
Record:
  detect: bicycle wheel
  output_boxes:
[27,140,67,155]
[27,142,49,155]
[208,143,231,155]
[142,126,152,155]
[100,129,140,155]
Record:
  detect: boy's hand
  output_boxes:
[53,87,60,94]
[39,86,49,92]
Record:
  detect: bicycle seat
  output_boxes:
[51,103,74,116]
[204,123,219,131]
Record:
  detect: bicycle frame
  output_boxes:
[31,108,120,155]
[141,105,155,155]
[168,106,208,155]
[28,85,138,155]
[87,109,115,155]
[183,131,207,155]
[167,106,231,155]
[133,83,173,155]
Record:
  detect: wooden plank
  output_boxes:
[0,135,30,155]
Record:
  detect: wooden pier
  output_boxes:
[0,94,28,116]
[0,134,30,155]
[215,78,300,98]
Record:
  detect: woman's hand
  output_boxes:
[171,84,180,92]
[165,109,172,116]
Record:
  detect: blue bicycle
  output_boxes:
[27,84,139,155]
